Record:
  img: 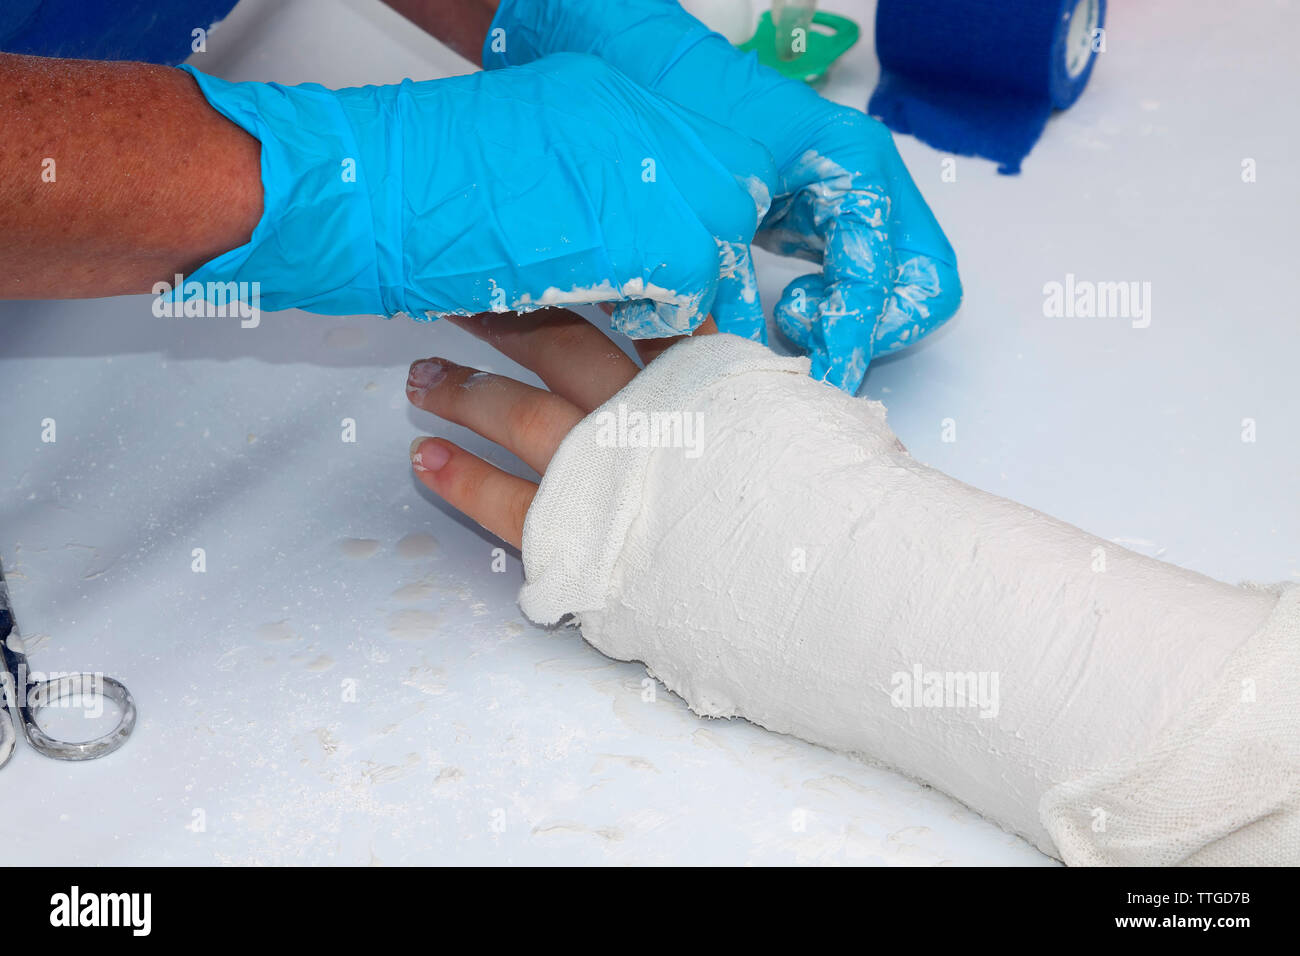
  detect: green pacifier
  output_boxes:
[738,10,860,85]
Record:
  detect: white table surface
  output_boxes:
[1,0,1295,865]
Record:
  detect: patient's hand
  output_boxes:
[405,310,716,548]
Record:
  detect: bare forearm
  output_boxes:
[0,53,262,299]
[381,0,500,65]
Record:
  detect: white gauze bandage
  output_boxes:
[520,334,1299,865]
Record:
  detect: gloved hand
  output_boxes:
[484,0,962,392]
[177,53,775,337]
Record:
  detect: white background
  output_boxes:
[1,0,1295,865]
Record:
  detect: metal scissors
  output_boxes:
[0,556,136,769]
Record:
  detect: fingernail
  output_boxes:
[410,436,449,472]
[408,357,448,392]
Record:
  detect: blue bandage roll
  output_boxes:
[0,0,239,65]
[868,0,1106,174]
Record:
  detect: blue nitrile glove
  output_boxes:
[177,54,775,337]
[484,0,962,392]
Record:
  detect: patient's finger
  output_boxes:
[410,438,535,550]
[407,357,583,473]
[632,316,719,365]
[445,310,638,412]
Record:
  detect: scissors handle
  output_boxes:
[19,672,137,761]
[0,688,15,769]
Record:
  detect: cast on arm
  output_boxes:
[519,333,1299,865]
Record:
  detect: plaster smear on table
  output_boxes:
[338,537,381,559]
[395,532,438,559]
[387,609,439,641]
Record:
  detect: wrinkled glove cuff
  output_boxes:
[178,66,408,317]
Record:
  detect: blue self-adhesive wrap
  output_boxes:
[867,0,1106,174]
[0,0,239,65]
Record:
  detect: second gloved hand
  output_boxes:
[178,53,776,337]
[485,0,963,391]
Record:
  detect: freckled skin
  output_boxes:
[0,53,263,298]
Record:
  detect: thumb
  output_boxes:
[774,272,877,392]
[709,241,766,343]
[776,189,893,392]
